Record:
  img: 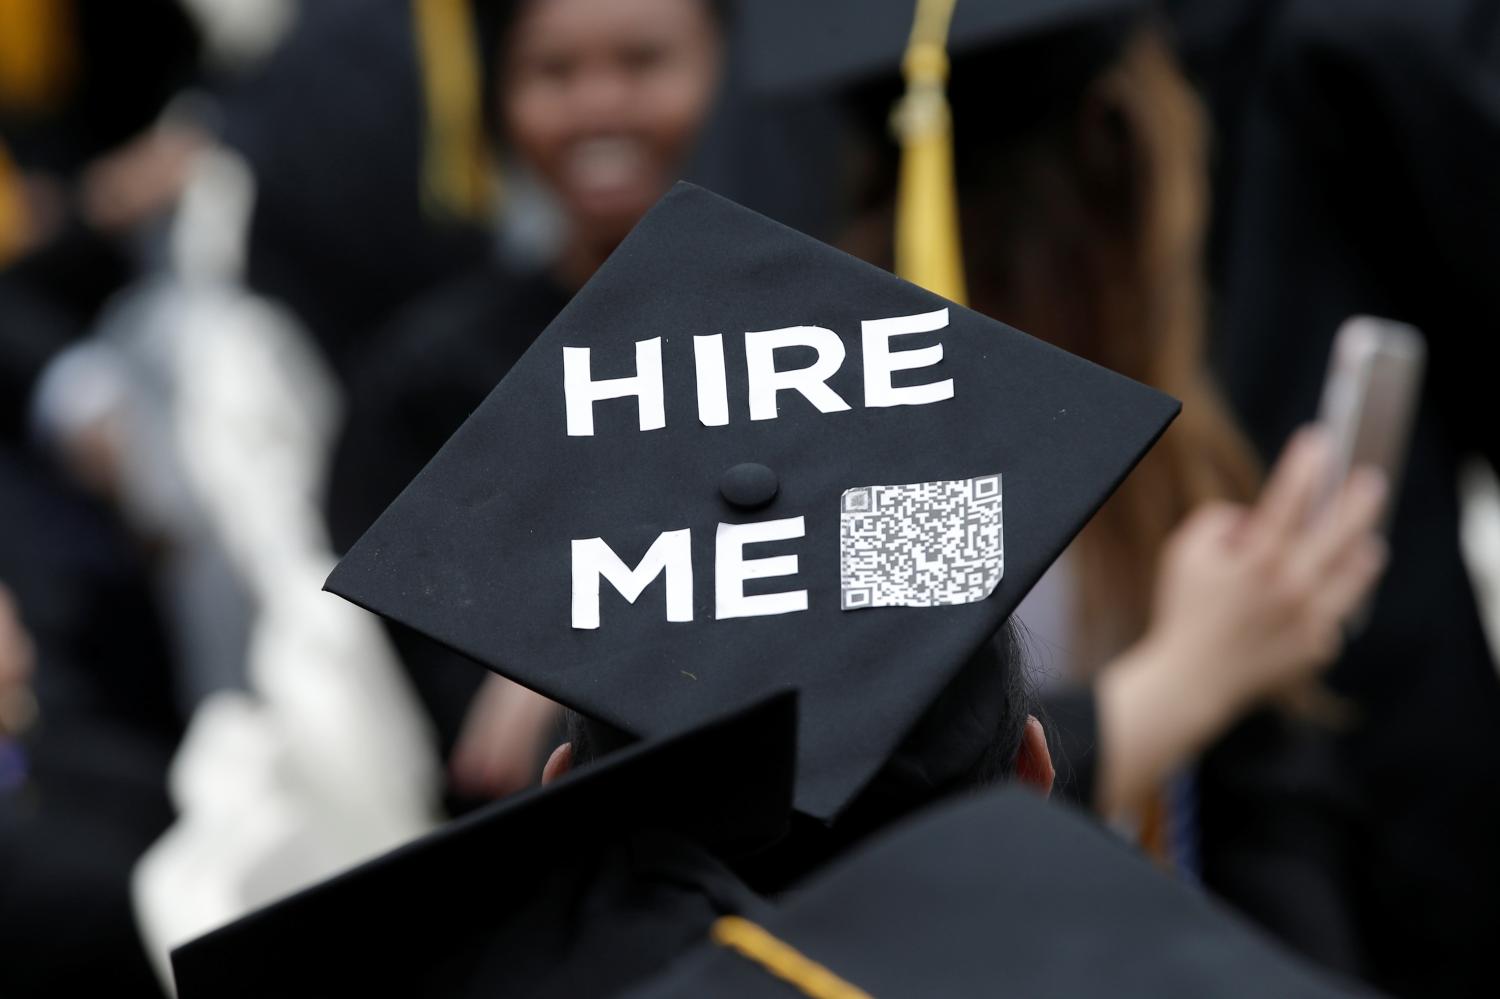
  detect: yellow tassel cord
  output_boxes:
[1,140,27,266]
[0,0,76,113]
[711,916,875,999]
[413,0,498,220]
[892,0,966,305]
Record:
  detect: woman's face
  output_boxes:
[503,0,722,247]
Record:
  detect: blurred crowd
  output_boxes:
[2,1,1498,996]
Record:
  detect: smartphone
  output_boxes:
[1314,315,1426,523]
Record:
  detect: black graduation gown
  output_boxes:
[1208,2,1500,994]
[326,264,571,762]
[218,0,491,377]
[0,444,181,999]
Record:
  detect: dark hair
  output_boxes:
[562,619,1034,889]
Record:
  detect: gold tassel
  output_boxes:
[1,140,28,267]
[0,0,77,112]
[711,916,874,999]
[413,0,498,221]
[892,0,966,305]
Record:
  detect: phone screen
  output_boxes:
[1315,316,1426,519]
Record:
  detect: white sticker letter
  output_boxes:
[862,308,954,408]
[715,517,808,620]
[563,337,667,436]
[571,529,693,629]
[745,327,852,421]
[693,334,729,427]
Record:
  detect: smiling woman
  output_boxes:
[327,0,734,806]
[500,0,726,288]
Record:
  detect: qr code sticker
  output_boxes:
[840,474,1003,611]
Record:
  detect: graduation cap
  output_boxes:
[327,182,1178,824]
[625,788,1377,999]
[740,0,1150,302]
[170,692,796,999]
[739,0,1147,98]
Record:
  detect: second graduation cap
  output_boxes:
[171,693,796,998]
[626,788,1376,999]
[327,182,1178,822]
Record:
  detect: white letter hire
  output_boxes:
[862,308,954,408]
[563,311,953,435]
[744,326,852,421]
[715,517,808,620]
[564,337,666,437]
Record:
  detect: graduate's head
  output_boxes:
[328,184,1177,887]
[544,619,1054,887]
[498,0,726,250]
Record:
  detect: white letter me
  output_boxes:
[571,530,693,629]
[716,517,808,619]
[745,327,852,421]
[563,337,666,436]
[862,308,955,407]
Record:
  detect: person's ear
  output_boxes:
[1015,715,1055,797]
[541,742,574,785]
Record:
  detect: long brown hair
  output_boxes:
[851,28,1260,671]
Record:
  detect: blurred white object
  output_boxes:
[179,0,298,71]
[131,145,441,991]
[1459,456,1500,679]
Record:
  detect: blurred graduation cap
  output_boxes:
[626,787,1377,999]
[739,0,1147,97]
[327,181,1177,824]
[171,692,797,999]
[740,0,1150,303]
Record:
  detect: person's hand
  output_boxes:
[1096,428,1388,814]
[78,121,206,233]
[1148,428,1388,714]
[448,676,561,799]
[0,584,37,737]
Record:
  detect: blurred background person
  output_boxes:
[2,3,203,995]
[1180,1,1500,995]
[327,0,839,805]
[738,0,1396,980]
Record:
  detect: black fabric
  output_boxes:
[738,0,1145,97]
[0,446,180,739]
[1039,682,1368,977]
[0,718,176,999]
[0,221,135,443]
[0,276,79,442]
[219,0,491,377]
[1211,3,1500,994]
[1197,712,1366,977]
[171,693,795,999]
[326,265,570,760]
[0,0,200,174]
[0,445,181,997]
[629,787,1375,999]
[327,183,1178,823]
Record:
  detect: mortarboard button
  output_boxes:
[720,463,780,510]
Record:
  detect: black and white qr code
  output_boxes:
[839,474,1004,611]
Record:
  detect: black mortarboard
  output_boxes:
[170,693,796,999]
[739,0,1147,97]
[327,182,1177,823]
[738,0,1153,303]
[627,788,1376,999]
